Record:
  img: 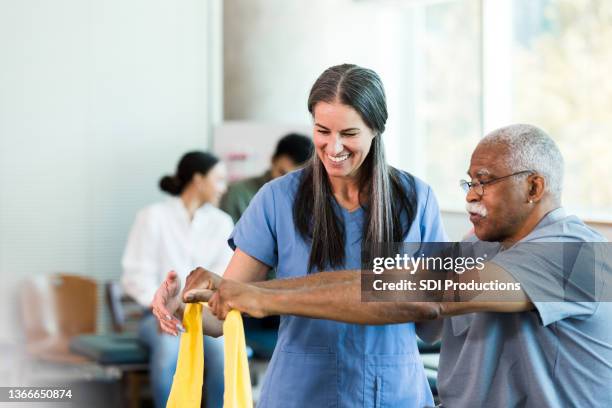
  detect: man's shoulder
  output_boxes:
[227,174,266,197]
[527,209,607,243]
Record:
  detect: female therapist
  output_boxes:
[153,64,447,407]
[122,151,233,408]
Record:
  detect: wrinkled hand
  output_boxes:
[182,266,223,303]
[186,279,268,320]
[151,270,185,336]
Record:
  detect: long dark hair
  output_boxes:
[294,64,417,272]
[159,151,219,196]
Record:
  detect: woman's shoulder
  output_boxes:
[393,169,446,240]
[198,204,232,222]
[136,200,171,219]
[393,169,433,203]
[199,204,233,225]
[129,199,175,232]
[233,169,304,220]
[259,167,305,197]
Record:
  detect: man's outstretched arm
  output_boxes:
[186,263,533,324]
[263,279,442,324]
[188,271,441,324]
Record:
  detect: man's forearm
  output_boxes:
[250,266,533,323]
[261,275,441,325]
[253,270,359,290]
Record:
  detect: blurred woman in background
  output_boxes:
[121,151,233,408]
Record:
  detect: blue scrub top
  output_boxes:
[229,169,447,408]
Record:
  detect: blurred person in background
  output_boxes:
[220,133,313,223]
[121,151,233,408]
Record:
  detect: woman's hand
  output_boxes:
[151,270,185,336]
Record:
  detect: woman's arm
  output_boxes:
[121,209,162,308]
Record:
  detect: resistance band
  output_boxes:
[167,303,252,408]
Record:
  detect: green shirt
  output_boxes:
[220,171,272,224]
[221,170,275,280]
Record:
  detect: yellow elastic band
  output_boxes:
[222,309,253,408]
[167,302,203,408]
[166,303,253,408]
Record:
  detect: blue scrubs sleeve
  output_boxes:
[421,186,449,242]
[228,183,278,268]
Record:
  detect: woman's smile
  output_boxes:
[327,152,351,163]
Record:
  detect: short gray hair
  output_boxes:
[480,124,564,200]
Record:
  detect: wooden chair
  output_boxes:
[20,273,97,364]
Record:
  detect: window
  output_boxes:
[411,0,482,210]
[404,0,612,219]
[508,0,612,218]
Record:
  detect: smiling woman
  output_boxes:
[295,64,420,272]
[313,103,374,180]
[230,63,447,406]
[151,64,448,408]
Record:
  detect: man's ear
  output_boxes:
[528,174,546,202]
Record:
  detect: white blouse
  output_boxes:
[121,197,234,307]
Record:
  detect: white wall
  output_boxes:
[223,0,418,169]
[0,0,221,342]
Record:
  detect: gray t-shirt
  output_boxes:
[438,208,612,407]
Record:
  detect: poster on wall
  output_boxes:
[213,121,311,181]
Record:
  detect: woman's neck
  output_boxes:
[179,189,204,221]
[328,175,362,211]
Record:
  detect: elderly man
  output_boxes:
[156,124,612,407]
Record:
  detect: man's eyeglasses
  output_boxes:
[459,170,534,196]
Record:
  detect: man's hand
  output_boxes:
[185,279,269,320]
[151,270,185,336]
[182,266,222,302]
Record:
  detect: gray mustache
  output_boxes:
[466,202,487,217]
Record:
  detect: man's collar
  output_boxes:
[533,207,566,231]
